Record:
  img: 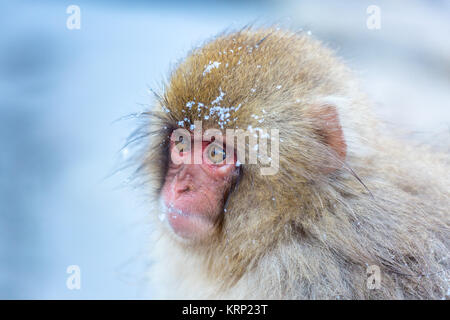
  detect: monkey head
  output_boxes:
[142,28,353,247]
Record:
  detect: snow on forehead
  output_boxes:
[211,88,225,105]
[177,87,241,129]
[203,61,221,76]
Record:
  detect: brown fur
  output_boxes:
[138,27,449,299]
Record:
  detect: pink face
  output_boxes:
[160,133,238,241]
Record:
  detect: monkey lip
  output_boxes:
[165,205,215,240]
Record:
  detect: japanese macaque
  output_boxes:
[135,27,449,299]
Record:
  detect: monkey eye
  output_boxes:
[206,143,227,164]
[174,134,191,153]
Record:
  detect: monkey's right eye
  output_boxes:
[174,134,191,153]
[206,143,227,164]
[175,140,190,153]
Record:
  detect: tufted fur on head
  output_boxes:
[136,27,449,299]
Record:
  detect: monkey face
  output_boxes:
[159,132,239,242]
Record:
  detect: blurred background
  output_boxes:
[0,0,449,299]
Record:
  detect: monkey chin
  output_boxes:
[158,198,217,243]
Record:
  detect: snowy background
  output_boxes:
[0,0,449,299]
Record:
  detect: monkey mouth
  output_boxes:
[161,202,216,240]
[166,204,191,217]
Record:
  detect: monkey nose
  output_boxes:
[173,175,195,194]
[175,182,192,193]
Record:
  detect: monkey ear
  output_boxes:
[311,105,347,174]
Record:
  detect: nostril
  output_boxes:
[173,167,197,193]
[176,184,192,194]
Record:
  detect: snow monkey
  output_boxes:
[135,27,449,299]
